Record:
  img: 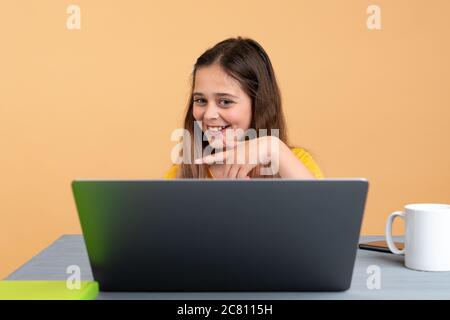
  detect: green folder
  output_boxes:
[0,281,99,300]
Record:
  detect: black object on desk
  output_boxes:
[359,240,404,253]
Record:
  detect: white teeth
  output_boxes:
[207,126,228,132]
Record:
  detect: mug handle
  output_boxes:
[385,211,406,255]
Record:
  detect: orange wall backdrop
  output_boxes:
[1,0,449,278]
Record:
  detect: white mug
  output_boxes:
[385,203,450,271]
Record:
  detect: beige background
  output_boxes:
[1,0,449,278]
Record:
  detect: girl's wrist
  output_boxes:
[262,135,285,164]
[270,135,287,160]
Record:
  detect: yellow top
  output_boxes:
[164,147,324,179]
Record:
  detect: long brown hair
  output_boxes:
[179,36,288,178]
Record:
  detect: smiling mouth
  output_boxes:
[205,125,231,134]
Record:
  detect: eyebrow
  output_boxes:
[193,92,239,99]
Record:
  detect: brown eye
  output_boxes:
[219,99,234,106]
[193,98,206,105]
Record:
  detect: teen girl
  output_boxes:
[165,37,323,179]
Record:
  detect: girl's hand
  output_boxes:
[194,136,280,178]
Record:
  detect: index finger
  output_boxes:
[194,150,228,165]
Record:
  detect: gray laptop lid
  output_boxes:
[72,179,369,291]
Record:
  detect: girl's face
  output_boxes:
[192,64,252,149]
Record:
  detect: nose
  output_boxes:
[203,102,220,120]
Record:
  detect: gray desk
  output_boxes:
[5,235,450,300]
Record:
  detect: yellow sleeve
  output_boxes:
[164,164,179,179]
[290,147,325,178]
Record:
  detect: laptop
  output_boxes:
[72,179,369,291]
